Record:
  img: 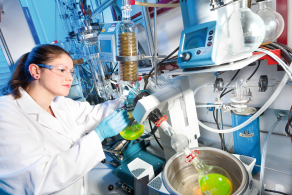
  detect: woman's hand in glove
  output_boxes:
[94,110,129,142]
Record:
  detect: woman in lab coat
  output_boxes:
[0,44,129,195]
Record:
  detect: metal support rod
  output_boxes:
[141,0,155,57]
[91,0,116,19]
[55,0,69,35]
[154,7,157,87]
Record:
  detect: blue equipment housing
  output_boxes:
[231,110,261,173]
[177,21,220,68]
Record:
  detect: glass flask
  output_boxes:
[256,1,284,45]
[116,0,138,100]
[170,131,233,195]
[120,121,144,140]
[223,0,265,55]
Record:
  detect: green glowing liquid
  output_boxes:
[199,173,233,195]
[120,124,144,140]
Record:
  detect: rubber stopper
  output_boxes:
[128,0,135,5]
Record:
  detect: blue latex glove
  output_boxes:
[95,110,129,142]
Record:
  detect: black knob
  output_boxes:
[180,52,191,62]
[108,185,114,191]
[101,159,106,164]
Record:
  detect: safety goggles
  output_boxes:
[37,64,75,77]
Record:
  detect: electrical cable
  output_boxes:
[140,125,158,139]
[221,89,234,98]
[149,119,163,150]
[220,69,240,98]
[285,105,292,142]
[247,60,261,81]
[144,47,179,90]
[270,42,292,64]
[275,42,292,54]
[220,60,260,98]
[264,189,289,195]
[213,109,224,150]
[213,109,229,152]
[255,48,292,80]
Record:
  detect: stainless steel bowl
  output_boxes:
[163,147,249,195]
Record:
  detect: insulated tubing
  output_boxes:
[118,32,138,81]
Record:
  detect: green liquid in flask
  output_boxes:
[120,124,144,140]
[199,173,233,195]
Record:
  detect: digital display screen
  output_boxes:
[183,28,208,50]
[100,40,112,53]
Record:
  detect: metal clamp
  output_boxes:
[116,54,145,62]
[116,54,168,62]
[185,150,199,163]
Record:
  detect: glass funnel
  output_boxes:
[223,0,265,55]
[256,1,284,45]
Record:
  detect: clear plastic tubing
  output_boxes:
[259,119,282,195]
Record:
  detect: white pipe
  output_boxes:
[193,84,211,96]
[256,48,292,80]
[196,49,292,134]
[198,73,289,133]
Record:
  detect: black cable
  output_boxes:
[275,42,292,54]
[144,47,179,90]
[149,119,163,150]
[247,60,261,81]
[270,42,292,64]
[285,112,292,138]
[271,42,292,62]
[265,189,289,195]
[140,126,158,139]
[220,60,261,98]
[213,109,228,152]
[264,44,278,51]
[220,69,240,98]
[221,89,234,98]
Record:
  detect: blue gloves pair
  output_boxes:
[94,110,130,142]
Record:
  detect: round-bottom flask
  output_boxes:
[171,134,233,195]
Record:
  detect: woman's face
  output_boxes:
[39,54,74,97]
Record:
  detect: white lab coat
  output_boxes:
[0,89,122,195]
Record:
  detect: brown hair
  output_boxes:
[2,44,71,99]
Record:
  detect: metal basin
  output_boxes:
[163,147,249,195]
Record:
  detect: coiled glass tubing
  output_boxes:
[118,32,138,81]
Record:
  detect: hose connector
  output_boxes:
[277,111,286,120]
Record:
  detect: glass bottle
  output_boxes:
[223,0,265,55]
[256,1,284,45]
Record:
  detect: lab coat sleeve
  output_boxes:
[0,106,105,195]
[57,97,124,133]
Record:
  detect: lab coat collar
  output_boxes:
[16,89,70,138]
